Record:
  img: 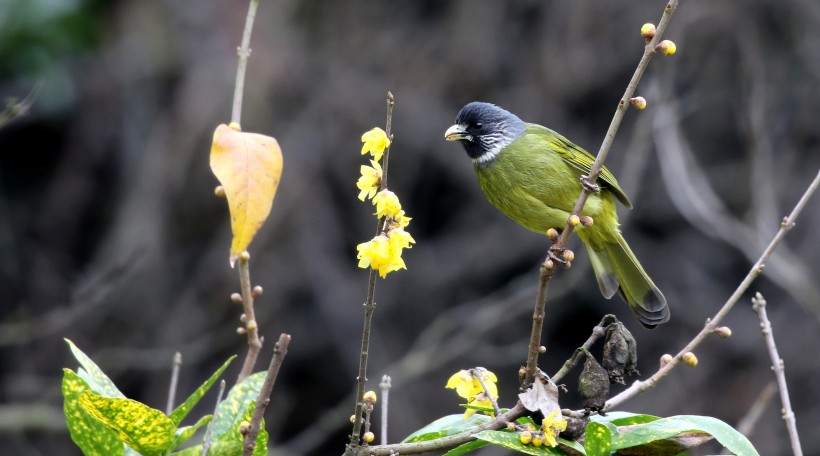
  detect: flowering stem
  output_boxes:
[231,0,261,125]
[751,293,803,456]
[523,0,679,387]
[348,92,395,450]
[604,170,820,411]
[242,333,292,456]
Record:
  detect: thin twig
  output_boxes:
[353,403,526,456]
[202,380,227,456]
[552,315,615,384]
[751,293,803,456]
[379,375,391,446]
[166,352,183,415]
[348,93,395,451]
[231,0,262,125]
[605,169,820,410]
[735,382,777,438]
[523,0,679,386]
[236,254,263,384]
[243,333,292,456]
[473,368,501,416]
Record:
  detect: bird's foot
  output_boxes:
[547,244,570,267]
[580,175,600,193]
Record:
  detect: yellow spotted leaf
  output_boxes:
[210,123,283,266]
[62,369,124,456]
[79,391,175,456]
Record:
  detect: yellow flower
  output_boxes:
[388,227,415,251]
[356,234,406,278]
[373,189,402,219]
[446,368,498,419]
[392,210,412,228]
[361,127,391,161]
[357,160,382,201]
[541,410,568,447]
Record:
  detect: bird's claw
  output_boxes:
[548,244,569,266]
[580,175,600,193]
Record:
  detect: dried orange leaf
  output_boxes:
[210,124,283,266]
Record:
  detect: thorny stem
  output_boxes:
[348,92,395,451]
[201,380,226,456]
[604,169,820,411]
[243,334,291,456]
[166,352,182,415]
[231,0,261,125]
[237,254,263,384]
[379,375,391,445]
[523,0,679,386]
[752,293,803,456]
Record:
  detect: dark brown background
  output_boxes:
[1,0,819,455]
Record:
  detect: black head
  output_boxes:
[444,102,526,164]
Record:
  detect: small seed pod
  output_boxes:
[214,186,226,198]
[660,353,674,368]
[683,352,698,367]
[630,96,647,110]
[603,321,639,384]
[641,23,656,41]
[363,431,375,443]
[231,293,243,304]
[579,350,610,414]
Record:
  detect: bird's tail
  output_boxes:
[581,231,669,328]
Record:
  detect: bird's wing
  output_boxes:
[534,124,633,209]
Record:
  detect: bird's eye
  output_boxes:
[474,122,483,130]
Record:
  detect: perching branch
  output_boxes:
[604,169,820,411]
[243,333,291,456]
[231,0,262,125]
[552,315,615,384]
[751,293,803,456]
[348,93,396,451]
[523,0,680,386]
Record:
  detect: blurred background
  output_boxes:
[1,0,819,454]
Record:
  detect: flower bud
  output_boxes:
[562,250,575,262]
[239,251,251,261]
[524,423,536,432]
[252,285,263,297]
[630,96,647,110]
[349,415,357,423]
[507,422,516,431]
[519,430,533,445]
[546,228,560,241]
[683,352,698,367]
[236,327,247,335]
[246,320,257,331]
[363,390,378,404]
[538,345,547,354]
[363,431,375,443]
[544,259,555,270]
[568,215,581,227]
[231,293,243,304]
[656,40,677,56]
[532,433,543,447]
[214,186,226,198]
[714,326,732,338]
[641,23,656,41]
[580,216,594,227]
[660,353,673,368]
[239,420,250,434]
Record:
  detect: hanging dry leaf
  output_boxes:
[210,123,283,266]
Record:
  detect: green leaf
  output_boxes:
[170,440,240,456]
[78,391,176,456]
[591,411,659,426]
[583,422,611,456]
[611,415,758,455]
[62,369,125,456]
[211,371,266,440]
[169,414,212,451]
[65,339,125,398]
[169,355,236,427]
[402,414,492,443]
[214,400,267,455]
[442,440,489,456]
[473,430,566,455]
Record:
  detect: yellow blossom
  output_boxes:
[388,227,415,251]
[392,210,412,228]
[356,235,406,278]
[541,410,568,447]
[373,189,402,218]
[446,368,499,419]
[361,127,391,161]
[357,160,382,201]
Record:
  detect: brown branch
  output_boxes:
[242,333,292,456]
[604,169,820,410]
[751,293,803,456]
[231,0,262,125]
[236,254,263,384]
[551,315,616,384]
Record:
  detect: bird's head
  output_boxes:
[444,102,526,165]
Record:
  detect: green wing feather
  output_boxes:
[530,124,633,209]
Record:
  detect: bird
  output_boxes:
[444,102,669,327]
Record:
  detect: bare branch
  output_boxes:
[242,333,292,456]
